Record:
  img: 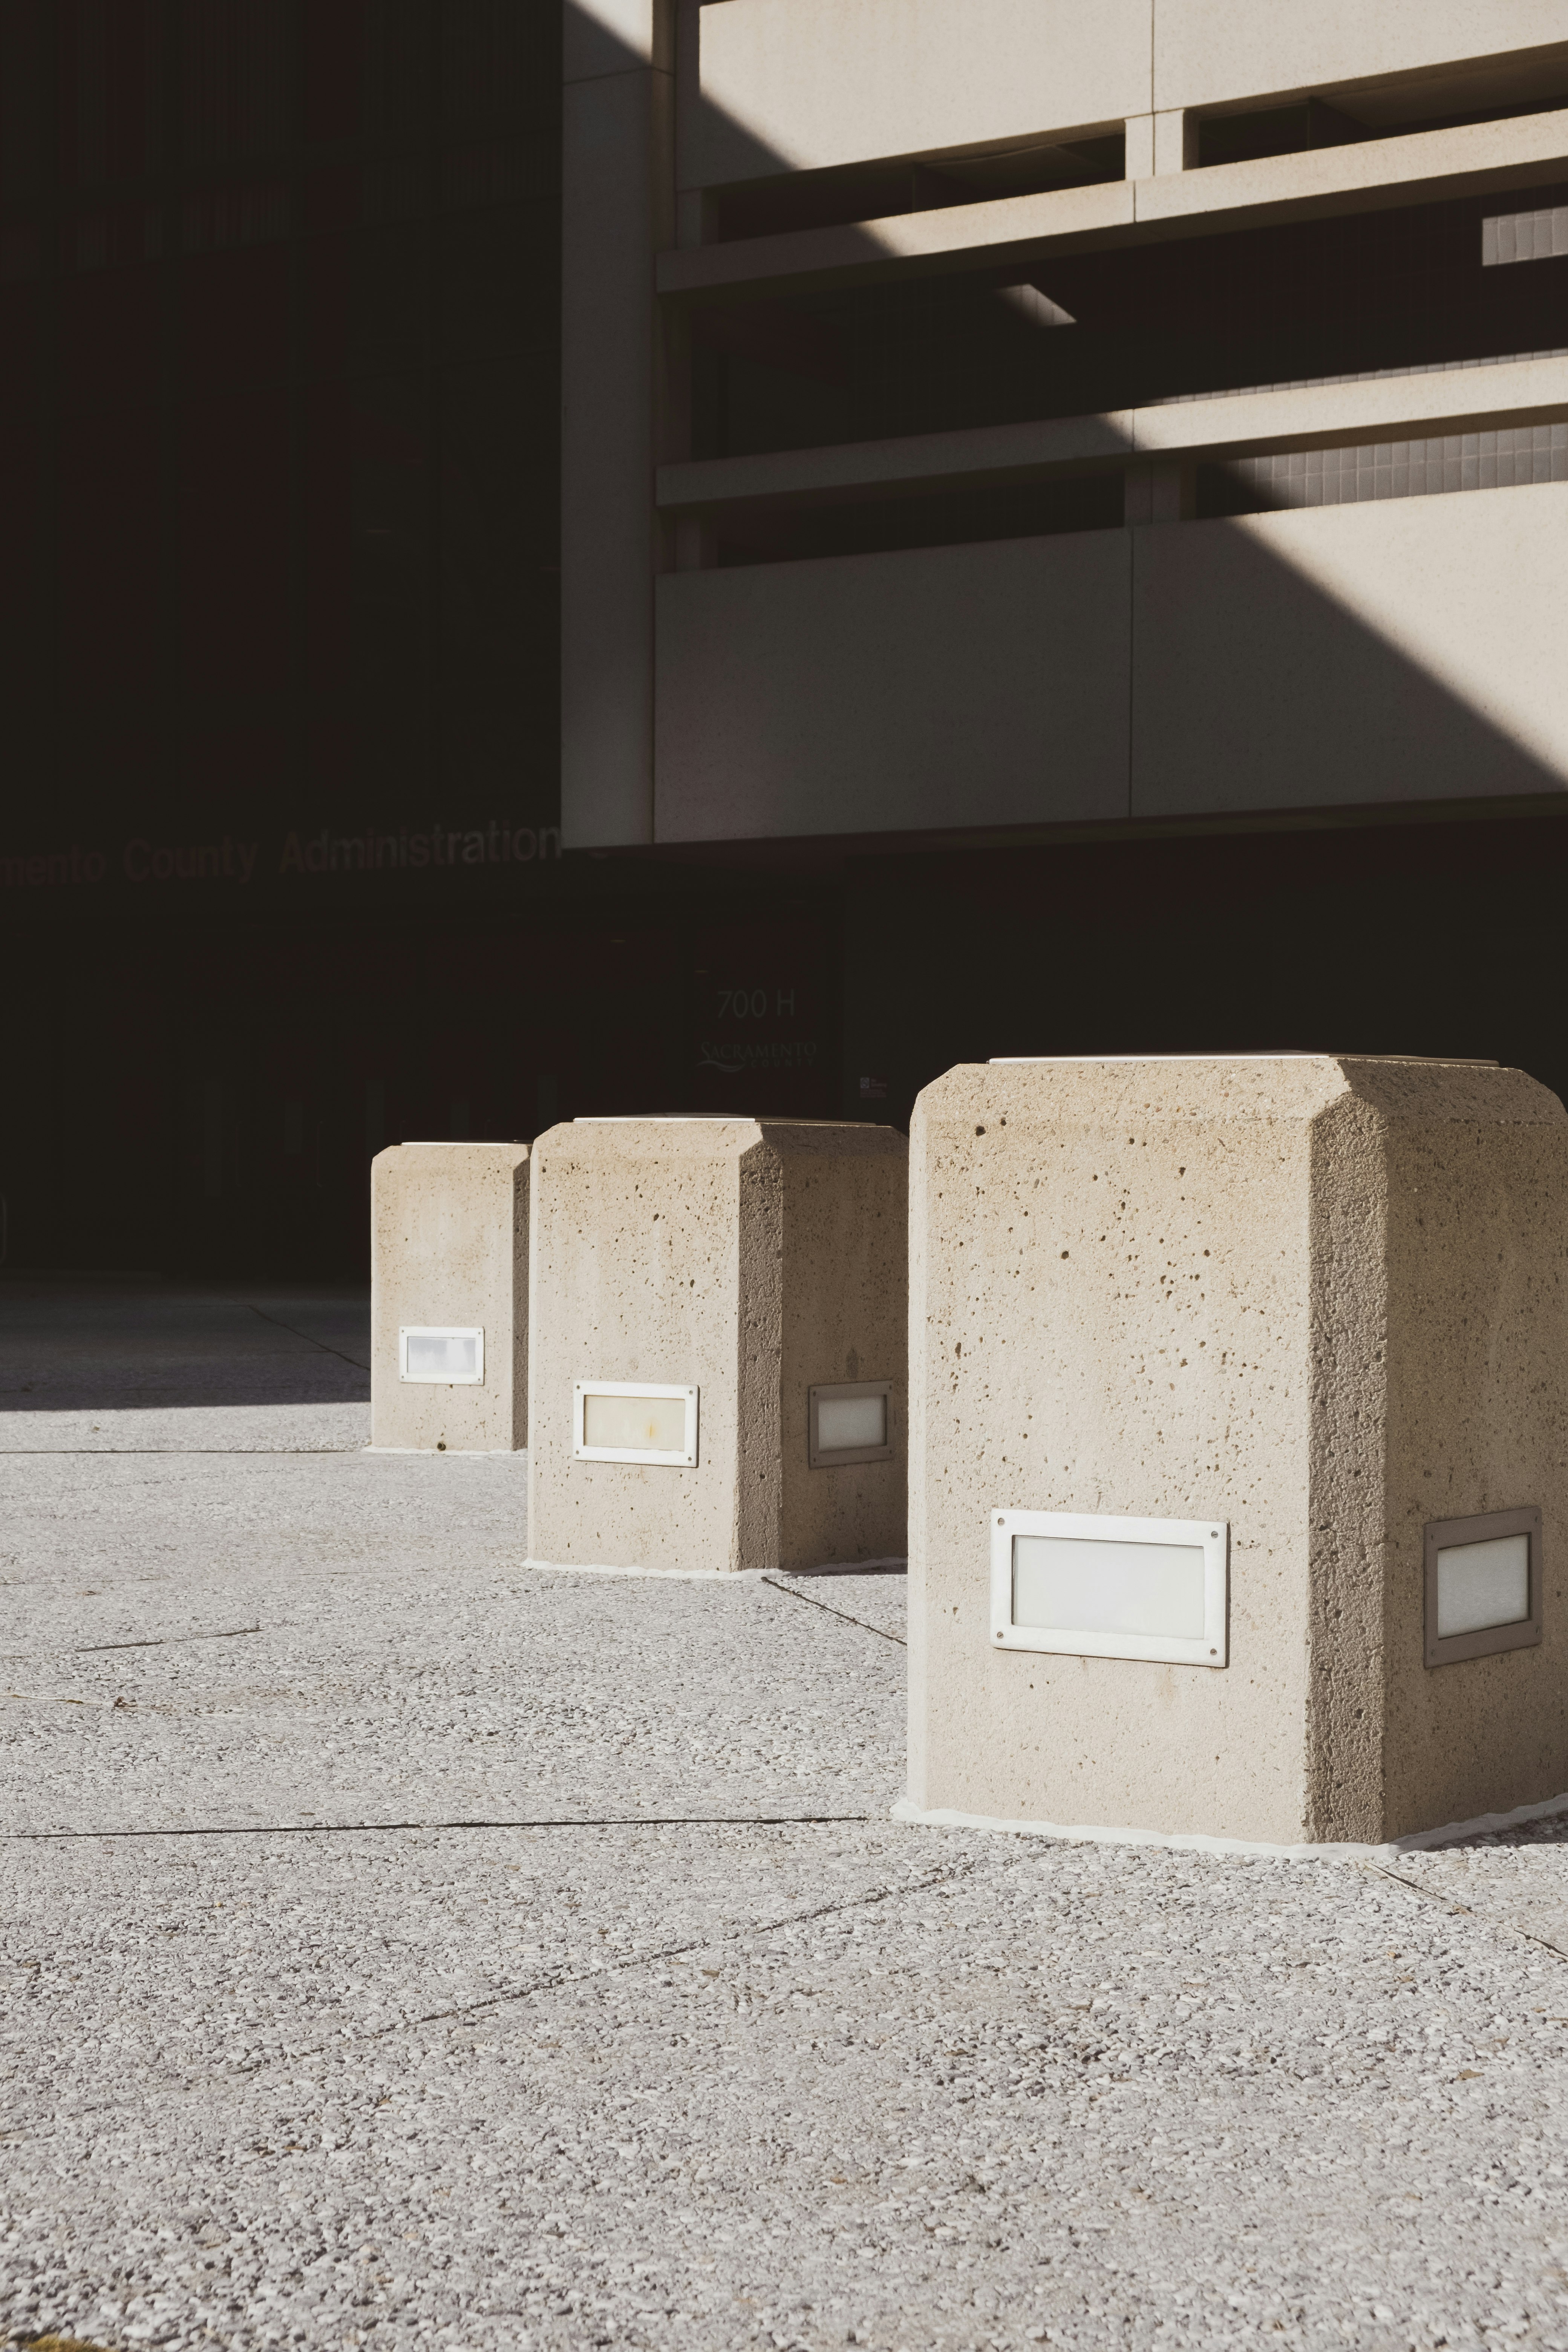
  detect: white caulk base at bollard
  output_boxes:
[890,1788,1568,1864]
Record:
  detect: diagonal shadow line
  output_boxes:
[11,1813,878,1841]
[607,0,1568,862]
[1361,1857,1568,1966]
[248,1304,371,1374]
[761,1573,907,1646]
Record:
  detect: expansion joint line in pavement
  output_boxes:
[10,1813,876,1841]
[1360,1857,1568,1966]
[0,1627,258,1680]
[247,1302,371,1374]
[380,1853,982,2052]
[70,1625,260,1654]
[12,1855,986,2124]
[760,1574,906,1647]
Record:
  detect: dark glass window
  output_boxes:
[0,0,561,846]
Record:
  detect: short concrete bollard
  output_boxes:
[905,1055,1568,1848]
[370,1142,529,1451]
[527,1116,906,1573]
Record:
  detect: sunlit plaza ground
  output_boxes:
[5,1285,1568,2352]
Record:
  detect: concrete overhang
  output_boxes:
[656,354,1568,517]
[657,106,1568,304]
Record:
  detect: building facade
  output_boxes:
[0,1,835,1279]
[565,0,1568,1115]
[8,5,1568,1276]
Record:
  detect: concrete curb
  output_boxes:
[890,1787,1568,1863]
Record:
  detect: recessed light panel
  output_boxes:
[991,1510,1228,1666]
[1424,1506,1542,1665]
[574,1381,699,1466]
[808,1380,893,1467]
[399,1326,484,1383]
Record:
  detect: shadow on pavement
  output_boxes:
[0,1282,371,1412]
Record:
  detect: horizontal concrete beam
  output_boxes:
[655,354,1568,515]
[1151,6,1568,124]
[654,481,1568,843]
[657,106,1568,303]
[687,0,1152,191]
[685,0,1568,188]
[658,415,1132,513]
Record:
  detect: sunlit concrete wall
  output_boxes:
[563,0,1568,847]
[688,0,1568,188]
[1130,481,1568,817]
[685,0,1150,188]
[654,484,1568,838]
[1154,1,1568,121]
[654,533,1130,841]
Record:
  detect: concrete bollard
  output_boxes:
[527,1116,906,1573]
[370,1142,529,1451]
[904,1055,1568,1847]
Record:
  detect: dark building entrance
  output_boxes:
[6,4,1568,1280]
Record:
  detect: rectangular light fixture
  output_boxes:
[808,1379,893,1467]
[573,1381,699,1467]
[399,1326,484,1383]
[991,1510,1228,1666]
[1424,1506,1542,1666]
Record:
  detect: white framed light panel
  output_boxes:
[991,1509,1228,1667]
[573,1381,699,1466]
[399,1326,484,1383]
[808,1379,893,1467]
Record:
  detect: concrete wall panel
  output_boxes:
[1131,485,1568,820]
[654,531,1132,841]
[565,0,671,83]
[561,63,672,848]
[1153,0,1568,118]
[684,0,1152,190]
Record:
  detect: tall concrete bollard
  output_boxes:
[905,1055,1568,1847]
[371,1142,529,1451]
[527,1116,906,1573]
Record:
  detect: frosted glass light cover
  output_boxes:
[808,1378,894,1467]
[817,1393,886,1452]
[1422,1505,1540,1667]
[399,1326,484,1383]
[1013,1533,1207,1641]
[573,1381,699,1465]
[583,1390,687,1455]
[409,1332,476,1380]
[991,1510,1228,1666]
[1436,1533,1531,1638]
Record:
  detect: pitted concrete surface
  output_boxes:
[7,1289,1568,2351]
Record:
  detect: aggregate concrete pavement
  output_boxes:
[7,1286,1568,2352]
